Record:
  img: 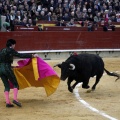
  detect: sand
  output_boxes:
[0,57,120,120]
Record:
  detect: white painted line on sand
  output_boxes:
[73,71,119,120]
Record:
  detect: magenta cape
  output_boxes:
[11,57,60,96]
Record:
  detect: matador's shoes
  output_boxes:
[6,103,14,108]
[13,100,22,107]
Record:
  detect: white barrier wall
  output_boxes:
[19,49,120,60]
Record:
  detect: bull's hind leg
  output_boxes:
[92,74,102,91]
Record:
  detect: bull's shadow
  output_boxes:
[54,53,120,93]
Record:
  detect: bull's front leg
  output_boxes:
[72,81,79,89]
[67,78,73,93]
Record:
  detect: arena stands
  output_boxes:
[0,0,120,32]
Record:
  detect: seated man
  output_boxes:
[87,20,94,31]
[107,20,115,31]
[27,18,33,27]
[66,18,76,27]
[56,19,66,26]
[103,19,115,31]
[20,18,29,27]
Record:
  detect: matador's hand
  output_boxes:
[32,53,39,58]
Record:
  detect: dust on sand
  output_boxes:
[0,57,120,120]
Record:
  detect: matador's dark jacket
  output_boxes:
[0,47,33,91]
[0,47,32,64]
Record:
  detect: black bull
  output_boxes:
[54,53,120,93]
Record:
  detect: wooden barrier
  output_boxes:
[0,31,120,51]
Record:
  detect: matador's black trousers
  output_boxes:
[0,63,19,91]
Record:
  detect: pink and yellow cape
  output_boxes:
[11,57,60,97]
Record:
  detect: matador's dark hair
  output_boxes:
[6,39,16,47]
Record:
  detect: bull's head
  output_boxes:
[54,62,75,80]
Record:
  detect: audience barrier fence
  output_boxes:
[0,31,120,51]
[14,25,120,32]
[0,31,120,59]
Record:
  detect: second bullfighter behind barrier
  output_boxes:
[54,53,120,93]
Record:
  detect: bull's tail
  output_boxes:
[104,68,120,81]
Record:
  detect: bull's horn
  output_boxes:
[69,64,75,70]
[53,63,61,67]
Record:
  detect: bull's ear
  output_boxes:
[53,63,61,68]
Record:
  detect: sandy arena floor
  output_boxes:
[0,57,120,120]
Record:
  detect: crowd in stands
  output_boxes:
[0,0,120,31]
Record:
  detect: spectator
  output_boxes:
[45,12,52,21]
[114,2,120,12]
[108,19,115,31]
[111,15,117,22]
[116,14,120,22]
[39,10,46,20]
[57,13,63,21]
[56,19,66,26]
[87,20,94,31]
[51,12,57,21]
[75,7,82,21]
[69,11,78,21]
[15,11,23,22]
[5,10,11,23]
[35,11,41,21]
[63,13,71,21]
[49,6,54,13]
[0,2,3,15]
[27,18,33,26]
[36,5,42,12]
[3,21,11,32]
[13,18,21,26]
[66,18,76,27]
[49,1,56,9]
[104,10,109,22]
[9,10,16,31]
[20,18,29,27]
[103,19,115,31]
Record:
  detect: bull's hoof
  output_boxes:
[91,88,95,91]
[68,87,73,93]
[82,84,90,89]
[91,86,95,91]
[86,89,92,93]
